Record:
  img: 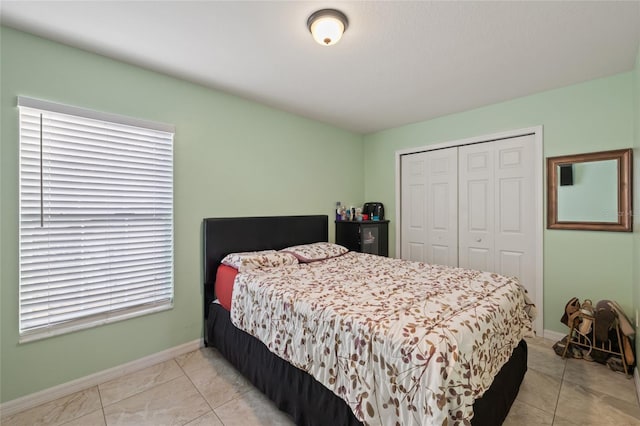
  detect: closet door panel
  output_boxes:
[498,178,523,233]
[468,180,489,231]
[426,150,458,267]
[465,247,491,272]
[498,250,525,280]
[401,153,428,262]
[400,149,457,266]
[493,136,536,307]
[407,242,425,262]
[459,145,494,271]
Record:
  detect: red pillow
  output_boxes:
[215,264,238,312]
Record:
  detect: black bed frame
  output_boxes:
[202,215,527,426]
[203,215,328,333]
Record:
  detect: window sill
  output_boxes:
[19,302,173,344]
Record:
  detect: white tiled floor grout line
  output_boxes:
[176,354,225,425]
[550,357,568,425]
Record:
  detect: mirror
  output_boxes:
[547,148,632,231]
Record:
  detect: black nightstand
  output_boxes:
[335,220,389,256]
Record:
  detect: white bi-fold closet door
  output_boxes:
[400,134,537,321]
[459,137,536,278]
[401,147,459,266]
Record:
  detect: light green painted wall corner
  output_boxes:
[633,44,640,364]
[363,73,635,336]
[0,27,363,403]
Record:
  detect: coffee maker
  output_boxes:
[362,202,384,220]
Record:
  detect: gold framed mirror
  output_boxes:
[547,148,632,231]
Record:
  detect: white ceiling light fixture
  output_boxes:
[307,9,349,46]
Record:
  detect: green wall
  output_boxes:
[0,27,364,403]
[363,72,635,335]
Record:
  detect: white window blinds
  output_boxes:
[18,96,175,341]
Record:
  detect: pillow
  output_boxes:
[221,250,298,272]
[280,242,348,263]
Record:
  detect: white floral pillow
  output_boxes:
[280,242,348,263]
[221,250,298,272]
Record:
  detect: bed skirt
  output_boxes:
[206,302,527,426]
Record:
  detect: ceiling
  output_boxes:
[2,1,639,134]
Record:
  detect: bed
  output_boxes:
[203,215,530,426]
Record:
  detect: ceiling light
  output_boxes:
[307,9,348,46]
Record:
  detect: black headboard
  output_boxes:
[202,215,328,318]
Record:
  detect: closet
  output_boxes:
[400,133,540,332]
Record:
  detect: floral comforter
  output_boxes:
[230,252,533,425]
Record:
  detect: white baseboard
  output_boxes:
[0,339,203,418]
[633,366,640,404]
[543,329,566,342]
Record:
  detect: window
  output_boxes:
[18,97,174,342]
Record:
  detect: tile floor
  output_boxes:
[2,336,639,425]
